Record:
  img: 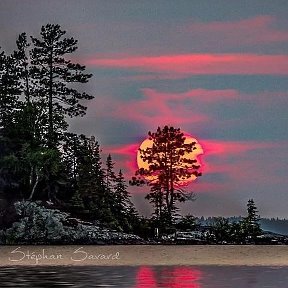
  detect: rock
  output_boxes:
[0,201,144,245]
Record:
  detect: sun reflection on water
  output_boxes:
[135,266,202,288]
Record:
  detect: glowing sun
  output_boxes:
[137,133,204,184]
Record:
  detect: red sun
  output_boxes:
[137,133,204,184]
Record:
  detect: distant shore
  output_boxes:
[0,245,288,266]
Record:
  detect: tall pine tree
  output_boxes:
[30,24,93,148]
[105,154,116,192]
[0,50,20,130]
[243,199,262,241]
[114,169,138,232]
[132,126,202,224]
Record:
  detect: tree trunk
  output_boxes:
[28,168,40,200]
[48,49,54,148]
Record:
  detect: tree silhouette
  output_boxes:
[105,154,116,192]
[114,170,131,209]
[243,199,262,242]
[30,24,93,148]
[212,217,231,243]
[14,33,31,104]
[0,49,21,129]
[131,126,202,224]
[113,169,137,231]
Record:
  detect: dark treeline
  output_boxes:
[197,217,288,237]
[0,24,142,235]
[175,199,263,244]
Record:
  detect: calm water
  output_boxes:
[1,265,288,288]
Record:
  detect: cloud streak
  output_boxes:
[91,88,218,129]
[185,16,288,47]
[85,53,288,78]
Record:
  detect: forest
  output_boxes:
[0,24,144,235]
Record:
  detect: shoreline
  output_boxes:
[0,245,288,266]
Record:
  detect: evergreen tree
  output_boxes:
[0,49,24,199]
[61,134,116,225]
[30,24,93,148]
[230,221,246,244]
[105,154,116,192]
[13,33,31,103]
[145,183,165,220]
[61,132,82,195]
[176,214,198,231]
[114,169,139,232]
[25,147,61,201]
[0,49,21,130]
[77,136,104,200]
[12,32,48,147]
[115,170,132,211]
[243,199,262,242]
[131,126,202,224]
[212,217,231,243]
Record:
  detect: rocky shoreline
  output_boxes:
[0,201,144,245]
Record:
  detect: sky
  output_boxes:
[1,0,288,218]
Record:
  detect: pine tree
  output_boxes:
[0,49,24,199]
[13,32,48,147]
[212,217,231,243]
[131,126,201,223]
[176,214,197,231]
[0,49,21,130]
[74,135,105,201]
[114,169,138,231]
[30,24,93,148]
[115,170,132,210]
[105,154,116,192]
[243,199,262,242]
[145,183,165,220]
[14,33,31,103]
[25,147,61,201]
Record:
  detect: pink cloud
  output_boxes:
[85,53,288,76]
[102,143,139,177]
[202,139,279,157]
[198,140,288,196]
[185,16,288,46]
[92,88,213,128]
[90,89,288,131]
[108,143,139,156]
[142,88,239,103]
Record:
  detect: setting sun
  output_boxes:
[137,133,204,184]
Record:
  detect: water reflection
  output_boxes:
[135,266,202,288]
[1,265,288,287]
[135,267,157,288]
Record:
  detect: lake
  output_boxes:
[1,265,288,287]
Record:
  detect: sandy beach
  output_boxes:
[0,245,288,266]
